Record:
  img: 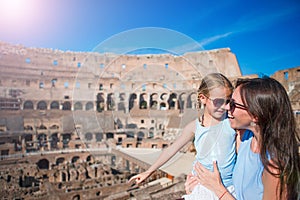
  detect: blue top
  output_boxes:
[193,118,236,187]
[232,130,264,200]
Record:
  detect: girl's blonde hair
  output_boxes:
[197,73,233,108]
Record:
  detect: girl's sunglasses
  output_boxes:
[205,95,231,107]
[229,99,248,113]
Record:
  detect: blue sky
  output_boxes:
[0,0,299,76]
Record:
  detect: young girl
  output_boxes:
[128,73,237,200]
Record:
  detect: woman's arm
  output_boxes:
[194,162,236,200]
[128,120,196,185]
[262,163,284,200]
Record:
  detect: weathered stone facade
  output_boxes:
[0,41,298,199]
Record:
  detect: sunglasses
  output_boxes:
[205,95,231,107]
[229,99,248,113]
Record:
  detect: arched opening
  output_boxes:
[139,93,147,109]
[72,194,80,200]
[36,159,49,170]
[96,93,105,112]
[95,133,103,141]
[37,133,47,148]
[24,125,33,131]
[49,124,59,130]
[85,132,93,141]
[106,132,114,139]
[71,156,80,163]
[56,157,65,165]
[62,133,71,148]
[50,133,59,149]
[86,155,93,162]
[168,93,177,110]
[85,101,94,111]
[160,102,167,110]
[37,101,47,110]
[137,131,144,142]
[23,101,33,109]
[107,93,115,111]
[62,101,71,110]
[126,131,134,138]
[50,101,60,109]
[74,102,83,111]
[129,93,137,111]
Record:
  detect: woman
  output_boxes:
[185,77,300,199]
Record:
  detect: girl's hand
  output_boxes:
[128,171,152,185]
[184,174,199,194]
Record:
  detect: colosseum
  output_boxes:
[0,41,299,200]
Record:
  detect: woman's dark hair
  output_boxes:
[236,77,300,199]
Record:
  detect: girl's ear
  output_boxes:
[198,94,207,105]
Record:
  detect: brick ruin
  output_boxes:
[0,41,299,199]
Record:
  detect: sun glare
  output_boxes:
[0,0,25,20]
[0,0,41,37]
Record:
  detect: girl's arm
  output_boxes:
[128,120,196,184]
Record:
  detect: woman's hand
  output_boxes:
[194,161,228,197]
[184,174,199,194]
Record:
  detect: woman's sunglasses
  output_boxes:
[229,99,248,113]
[205,95,231,107]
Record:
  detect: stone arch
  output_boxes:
[62,101,71,110]
[23,100,33,109]
[107,93,115,111]
[85,101,94,111]
[96,93,105,112]
[95,132,103,141]
[106,132,114,139]
[49,124,59,130]
[39,124,47,130]
[149,127,155,138]
[178,93,187,112]
[56,157,65,165]
[36,159,49,170]
[24,134,33,142]
[129,93,137,111]
[37,101,47,110]
[37,133,47,148]
[86,155,94,162]
[50,101,60,109]
[50,133,59,149]
[62,133,71,148]
[168,93,177,109]
[74,102,83,111]
[160,93,168,101]
[61,171,67,182]
[24,125,33,131]
[126,131,134,138]
[71,156,80,163]
[137,131,145,141]
[160,102,167,110]
[150,93,158,110]
[139,93,148,109]
[85,132,93,141]
[72,194,80,200]
[187,92,197,109]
